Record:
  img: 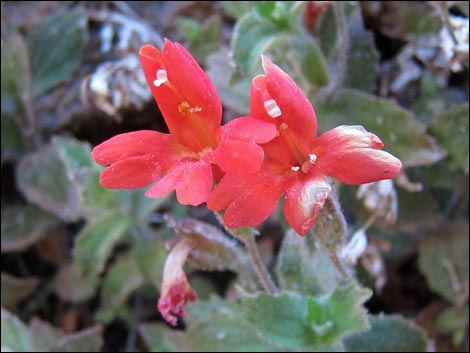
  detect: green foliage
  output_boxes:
[1,273,39,308]
[241,284,371,349]
[28,9,88,97]
[345,315,431,352]
[74,212,130,275]
[276,229,341,296]
[1,205,58,252]
[418,223,469,306]
[429,104,469,173]
[435,305,469,345]
[1,308,30,352]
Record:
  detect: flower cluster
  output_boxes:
[92,39,402,325]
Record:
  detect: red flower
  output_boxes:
[92,40,277,205]
[158,238,197,326]
[208,57,402,236]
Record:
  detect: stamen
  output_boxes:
[280,122,288,130]
[153,69,168,87]
[291,166,300,172]
[264,99,282,118]
[309,154,317,164]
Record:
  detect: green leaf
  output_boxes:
[207,48,251,115]
[418,222,469,306]
[29,318,65,352]
[167,297,277,352]
[221,1,253,19]
[429,104,469,173]
[175,17,202,40]
[435,305,469,345]
[17,143,83,221]
[1,28,31,115]
[241,284,371,348]
[100,252,144,309]
[1,273,39,307]
[343,11,379,92]
[276,229,341,295]
[314,89,447,167]
[345,315,430,352]
[139,324,176,352]
[1,308,30,352]
[49,325,103,352]
[1,205,58,253]
[28,8,88,97]
[316,284,372,344]
[253,2,276,19]
[263,34,329,88]
[56,263,99,303]
[231,12,282,77]
[74,212,130,275]
[30,318,103,352]
[134,236,167,291]
[395,2,441,38]
[1,115,26,161]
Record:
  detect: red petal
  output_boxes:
[99,155,163,189]
[222,116,277,144]
[213,139,264,175]
[146,161,213,206]
[250,56,317,142]
[93,131,181,189]
[139,42,221,151]
[91,130,177,166]
[283,176,331,236]
[145,167,183,199]
[208,172,287,228]
[314,125,402,184]
[175,161,213,205]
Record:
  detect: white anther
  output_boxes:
[264,99,282,118]
[153,69,168,87]
[291,166,300,172]
[309,154,317,164]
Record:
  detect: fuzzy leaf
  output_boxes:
[100,252,144,310]
[28,9,87,97]
[1,308,30,352]
[16,143,82,221]
[30,318,103,351]
[345,315,430,352]
[167,297,277,352]
[241,284,371,348]
[1,205,58,253]
[276,229,341,295]
[139,324,176,352]
[418,222,469,306]
[231,12,282,77]
[1,28,31,115]
[263,34,329,88]
[1,273,39,307]
[429,104,469,173]
[56,263,99,303]
[74,212,130,275]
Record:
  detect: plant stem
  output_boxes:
[214,211,278,294]
[243,230,278,295]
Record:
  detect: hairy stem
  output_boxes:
[243,230,278,294]
[214,211,278,294]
